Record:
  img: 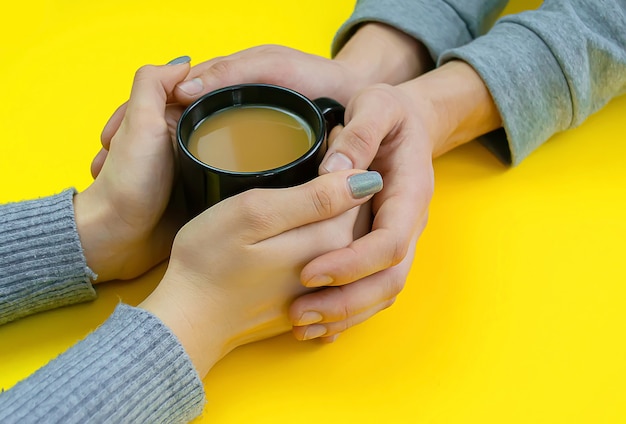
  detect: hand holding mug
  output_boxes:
[75,58,191,282]
[290,83,435,342]
[139,169,383,377]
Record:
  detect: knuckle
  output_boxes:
[232,190,276,233]
[363,84,401,110]
[308,186,335,217]
[343,123,380,157]
[207,59,236,80]
[133,65,157,82]
[384,270,407,298]
[355,83,405,121]
[388,237,411,267]
[124,110,167,136]
[337,286,356,321]
[381,297,397,311]
[254,44,285,54]
[365,83,395,98]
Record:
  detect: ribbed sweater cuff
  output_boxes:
[0,304,206,424]
[440,22,573,165]
[332,0,473,60]
[0,189,97,324]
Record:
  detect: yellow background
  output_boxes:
[1,1,626,422]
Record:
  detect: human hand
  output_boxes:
[290,60,503,342]
[74,57,192,282]
[171,23,432,106]
[289,83,435,342]
[91,23,430,177]
[139,170,383,378]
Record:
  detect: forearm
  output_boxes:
[440,0,626,164]
[333,0,508,61]
[333,22,433,99]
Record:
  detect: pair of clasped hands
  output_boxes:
[76,24,492,379]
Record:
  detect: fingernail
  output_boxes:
[297,311,323,326]
[323,334,340,344]
[177,78,203,95]
[304,274,334,288]
[167,55,191,65]
[348,171,383,199]
[303,325,327,340]
[321,152,353,173]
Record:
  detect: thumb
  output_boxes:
[102,56,191,149]
[319,84,403,174]
[124,57,192,124]
[211,170,383,243]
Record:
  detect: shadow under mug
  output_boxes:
[177,83,345,218]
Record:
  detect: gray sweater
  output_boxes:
[0,191,205,423]
[334,0,626,165]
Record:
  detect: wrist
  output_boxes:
[73,185,153,282]
[400,61,502,157]
[73,187,119,282]
[333,23,433,103]
[139,269,229,379]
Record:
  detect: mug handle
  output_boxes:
[314,97,345,131]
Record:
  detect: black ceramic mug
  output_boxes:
[177,83,344,218]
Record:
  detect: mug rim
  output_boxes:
[176,83,326,177]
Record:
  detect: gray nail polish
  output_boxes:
[167,55,191,65]
[348,171,383,199]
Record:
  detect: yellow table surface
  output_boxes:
[1,1,625,422]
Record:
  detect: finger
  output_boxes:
[292,298,396,341]
[304,136,431,288]
[290,246,415,341]
[327,124,344,149]
[319,84,404,174]
[100,102,128,150]
[124,61,191,127]
[290,252,412,328]
[173,49,276,103]
[104,57,190,149]
[90,148,108,179]
[101,103,127,150]
[173,45,328,104]
[319,334,340,344]
[215,170,383,243]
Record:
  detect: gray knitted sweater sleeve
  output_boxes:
[334,1,626,165]
[0,189,96,324]
[441,0,626,164]
[0,191,206,422]
[0,304,206,423]
[332,0,509,59]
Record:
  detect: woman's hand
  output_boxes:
[139,170,383,378]
[74,58,191,282]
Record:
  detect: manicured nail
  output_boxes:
[177,77,204,95]
[321,152,353,173]
[348,171,383,199]
[323,334,340,344]
[304,274,334,288]
[167,55,191,65]
[297,311,323,326]
[303,325,327,340]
